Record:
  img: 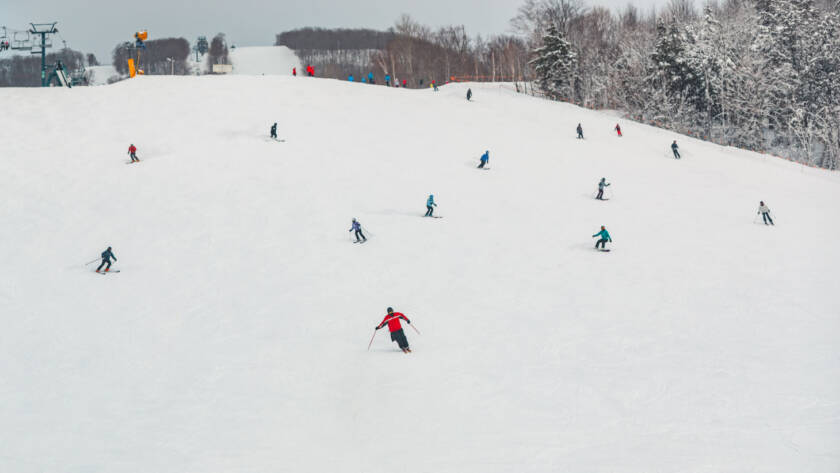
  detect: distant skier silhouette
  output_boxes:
[758,201,774,225]
[596,178,610,200]
[96,246,117,272]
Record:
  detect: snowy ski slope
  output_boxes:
[0,76,839,473]
[230,46,301,75]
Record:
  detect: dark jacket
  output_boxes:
[101,249,116,262]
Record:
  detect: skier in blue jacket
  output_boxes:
[425,194,437,217]
[478,151,489,169]
[671,140,681,159]
[349,218,366,243]
[368,72,374,84]
[96,246,117,272]
[592,226,611,250]
[385,74,391,86]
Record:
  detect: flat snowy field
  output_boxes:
[1,76,838,473]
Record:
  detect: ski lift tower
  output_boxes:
[29,22,58,86]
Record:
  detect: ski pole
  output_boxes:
[407,323,420,335]
[84,257,100,265]
[367,329,378,351]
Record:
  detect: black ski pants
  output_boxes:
[673,149,681,159]
[578,131,584,139]
[478,161,486,169]
[595,239,608,249]
[130,152,138,162]
[390,328,409,349]
[596,189,604,200]
[425,205,434,216]
[355,229,366,241]
[762,213,773,225]
[96,259,112,271]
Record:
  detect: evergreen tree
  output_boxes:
[529,25,577,100]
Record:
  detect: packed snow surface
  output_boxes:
[86,65,119,86]
[1,76,839,473]
[230,45,300,75]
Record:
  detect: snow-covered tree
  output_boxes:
[530,25,577,100]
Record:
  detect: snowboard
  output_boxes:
[596,248,611,252]
[353,240,368,244]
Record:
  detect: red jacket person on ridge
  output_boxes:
[376,307,412,353]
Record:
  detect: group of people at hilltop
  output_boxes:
[291,65,316,77]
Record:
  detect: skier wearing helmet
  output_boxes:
[592,226,612,250]
[375,307,412,353]
[348,218,367,243]
[96,246,117,272]
[425,194,437,217]
[128,144,139,163]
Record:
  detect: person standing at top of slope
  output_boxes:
[292,67,296,76]
[375,307,412,353]
[402,79,408,88]
[128,144,139,163]
[577,123,584,139]
[596,178,610,200]
[592,226,612,250]
[385,74,391,86]
[478,150,489,169]
[614,123,622,137]
[671,140,681,159]
[306,65,314,77]
[758,201,774,225]
[349,218,367,243]
[466,88,473,101]
[432,80,438,91]
[368,72,374,84]
[270,123,277,139]
[425,194,437,217]
[96,246,117,272]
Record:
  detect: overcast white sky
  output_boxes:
[5,0,667,62]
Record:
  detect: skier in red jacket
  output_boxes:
[614,123,622,137]
[127,144,139,163]
[306,65,314,77]
[376,307,412,353]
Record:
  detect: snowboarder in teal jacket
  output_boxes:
[425,194,437,216]
[592,226,611,249]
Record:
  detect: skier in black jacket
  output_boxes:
[270,123,278,139]
[577,123,584,139]
[96,247,117,273]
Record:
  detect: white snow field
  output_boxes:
[1,77,839,473]
[230,46,301,75]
